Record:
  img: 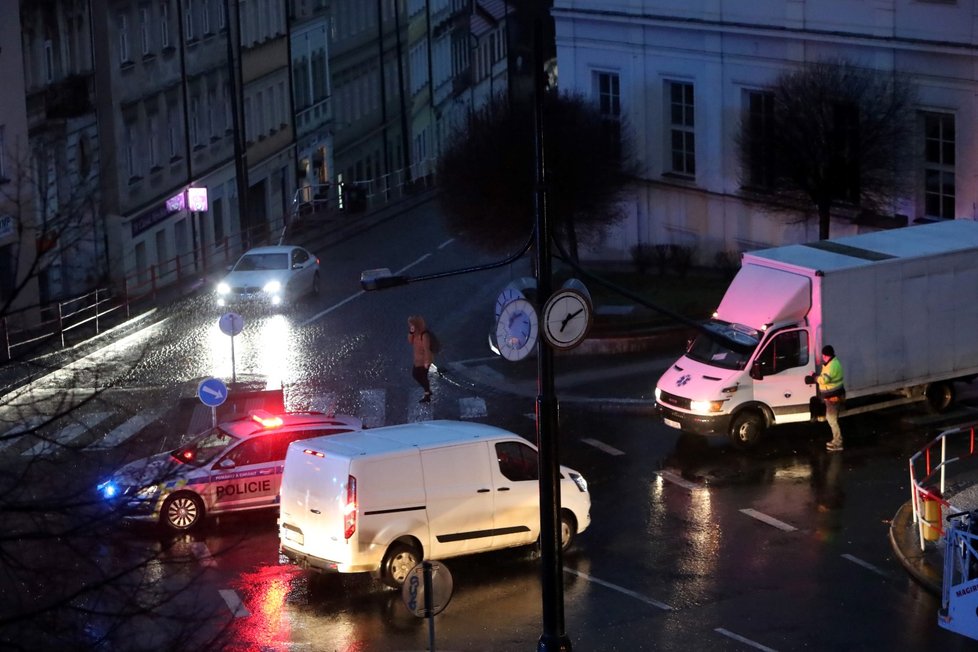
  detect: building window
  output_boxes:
[118,15,130,63]
[667,81,695,176]
[161,3,170,47]
[191,97,200,146]
[149,115,159,168]
[0,125,6,181]
[201,0,211,34]
[44,40,55,82]
[744,90,775,189]
[126,124,137,178]
[184,0,195,41]
[167,104,178,158]
[218,0,226,30]
[923,112,955,219]
[596,71,621,153]
[140,7,151,55]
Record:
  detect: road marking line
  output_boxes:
[219,589,251,618]
[0,416,47,452]
[302,291,363,326]
[656,470,700,490]
[564,568,673,611]
[842,553,890,578]
[22,411,112,456]
[359,389,386,428]
[582,438,624,456]
[302,255,432,326]
[459,397,487,419]
[715,628,778,652]
[88,410,163,450]
[191,542,217,568]
[437,238,455,250]
[740,508,797,532]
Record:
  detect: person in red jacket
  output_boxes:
[408,315,433,403]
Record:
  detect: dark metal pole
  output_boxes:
[224,0,249,231]
[532,10,571,652]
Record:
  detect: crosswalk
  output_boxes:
[0,386,495,459]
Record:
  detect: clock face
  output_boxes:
[494,287,525,321]
[495,298,538,361]
[542,289,592,349]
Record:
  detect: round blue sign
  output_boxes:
[197,377,228,407]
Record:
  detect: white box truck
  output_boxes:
[655,220,978,448]
[278,420,591,588]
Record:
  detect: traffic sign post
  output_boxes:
[197,377,228,427]
[218,312,245,384]
[402,560,453,651]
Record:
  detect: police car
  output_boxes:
[97,410,362,531]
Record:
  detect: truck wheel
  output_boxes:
[925,382,955,414]
[729,412,764,449]
[381,542,421,589]
[161,492,203,531]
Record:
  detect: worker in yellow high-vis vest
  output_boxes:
[809,345,845,452]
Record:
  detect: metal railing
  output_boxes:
[909,422,978,550]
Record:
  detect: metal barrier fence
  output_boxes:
[909,422,978,550]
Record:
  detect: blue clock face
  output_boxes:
[494,287,525,321]
[495,298,538,361]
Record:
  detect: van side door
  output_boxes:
[489,440,541,549]
[420,442,495,557]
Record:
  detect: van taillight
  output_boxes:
[344,475,357,540]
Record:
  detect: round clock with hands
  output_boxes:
[542,288,592,350]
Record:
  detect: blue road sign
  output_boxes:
[198,377,228,407]
[219,312,245,337]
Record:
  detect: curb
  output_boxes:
[889,500,942,595]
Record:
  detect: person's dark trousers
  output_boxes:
[412,365,431,394]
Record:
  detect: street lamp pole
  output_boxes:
[530,10,571,652]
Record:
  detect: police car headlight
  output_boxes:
[570,472,588,493]
[263,280,282,294]
[136,485,160,498]
[217,282,231,295]
[690,399,726,414]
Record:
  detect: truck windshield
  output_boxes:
[686,320,759,370]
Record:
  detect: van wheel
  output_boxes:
[729,412,764,450]
[381,542,421,589]
[162,492,203,531]
[559,512,577,551]
[925,382,955,414]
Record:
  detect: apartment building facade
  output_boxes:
[0,2,40,324]
[553,0,978,263]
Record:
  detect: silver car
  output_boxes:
[216,245,320,308]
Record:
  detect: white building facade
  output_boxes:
[553,0,978,263]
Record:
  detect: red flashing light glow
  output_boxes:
[252,414,284,428]
[344,475,357,540]
[180,450,194,462]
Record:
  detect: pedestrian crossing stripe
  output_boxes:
[87,410,165,450]
[0,415,48,453]
[21,411,113,457]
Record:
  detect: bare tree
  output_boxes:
[0,153,232,651]
[737,59,917,240]
[436,90,635,261]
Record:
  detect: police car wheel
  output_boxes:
[381,542,421,589]
[162,493,204,530]
[559,511,578,551]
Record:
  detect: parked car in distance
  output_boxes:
[278,420,591,588]
[216,245,320,308]
[97,410,362,531]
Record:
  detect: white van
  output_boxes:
[278,420,591,587]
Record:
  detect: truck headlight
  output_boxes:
[654,387,662,401]
[690,399,726,414]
